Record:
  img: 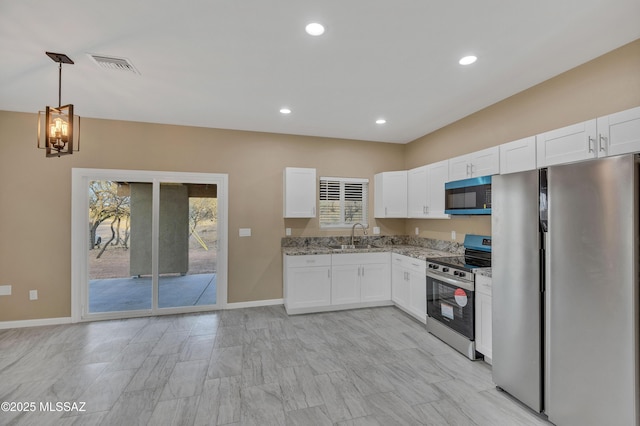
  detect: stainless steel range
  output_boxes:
[425,234,491,360]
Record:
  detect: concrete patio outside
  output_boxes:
[89,273,217,312]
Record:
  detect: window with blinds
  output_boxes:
[319,177,368,228]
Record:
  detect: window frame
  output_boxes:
[319,176,369,229]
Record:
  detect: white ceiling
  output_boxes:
[1,1,639,144]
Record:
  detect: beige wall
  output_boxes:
[1,38,638,322]
[405,38,640,242]
[0,115,405,321]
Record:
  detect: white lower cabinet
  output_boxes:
[332,253,391,305]
[475,274,492,363]
[284,252,391,314]
[283,254,331,313]
[391,254,427,323]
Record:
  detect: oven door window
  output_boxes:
[426,276,475,340]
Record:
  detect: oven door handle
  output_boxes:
[426,271,475,292]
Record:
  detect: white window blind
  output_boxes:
[319,177,368,228]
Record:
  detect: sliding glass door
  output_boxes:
[72,170,227,321]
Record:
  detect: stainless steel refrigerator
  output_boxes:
[492,154,639,426]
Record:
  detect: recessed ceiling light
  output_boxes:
[280,108,292,114]
[459,55,477,65]
[305,22,325,36]
[376,119,386,124]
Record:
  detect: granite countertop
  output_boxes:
[281,236,492,274]
[282,243,453,262]
[473,267,492,278]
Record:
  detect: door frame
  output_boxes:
[71,168,228,322]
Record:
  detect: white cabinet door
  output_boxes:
[425,160,450,218]
[333,253,391,305]
[331,263,360,305]
[598,106,640,157]
[407,166,428,218]
[407,161,450,219]
[475,293,492,362]
[471,146,500,177]
[391,257,410,309]
[284,255,331,312]
[392,254,426,322]
[407,262,427,322]
[374,171,408,218]
[475,274,492,362]
[448,154,474,181]
[536,120,597,167]
[283,167,316,218]
[500,136,537,174]
[361,262,391,302]
[287,267,332,310]
[448,147,499,181]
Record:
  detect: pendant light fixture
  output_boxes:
[37,52,80,157]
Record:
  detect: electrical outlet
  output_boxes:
[285,228,291,236]
[0,285,11,296]
[373,227,380,235]
[415,227,420,235]
[451,230,456,241]
[29,290,38,300]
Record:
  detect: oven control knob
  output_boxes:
[431,265,439,270]
[442,267,449,273]
[458,272,466,277]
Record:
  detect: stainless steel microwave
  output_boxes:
[444,175,492,215]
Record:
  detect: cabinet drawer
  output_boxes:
[332,252,389,266]
[285,254,331,268]
[392,253,426,273]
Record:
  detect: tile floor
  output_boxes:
[0,306,552,425]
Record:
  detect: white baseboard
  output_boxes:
[0,301,284,329]
[0,317,72,330]
[225,298,284,310]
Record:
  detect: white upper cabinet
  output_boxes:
[536,120,598,167]
[374,171,407,218]
[448,146,500,181]
[500,136,537,174]
[283,167,316,218]
[408,160,450,219]
[537,106,640,168]
[597,106,640,157]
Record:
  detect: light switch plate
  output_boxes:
[0,285,11,296]
[29,290,38,300]
[239,228,251,237]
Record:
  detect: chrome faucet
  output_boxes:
[351,222,368,246]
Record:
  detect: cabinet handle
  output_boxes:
[599,134,607,152]
[362,266,365,277]
[312,206,316,215]
[466,163,471,176]
[425,206,429,214]
[588,136,595,153]
[385,207,388,216]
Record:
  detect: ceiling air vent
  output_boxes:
[88,54,140,74]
